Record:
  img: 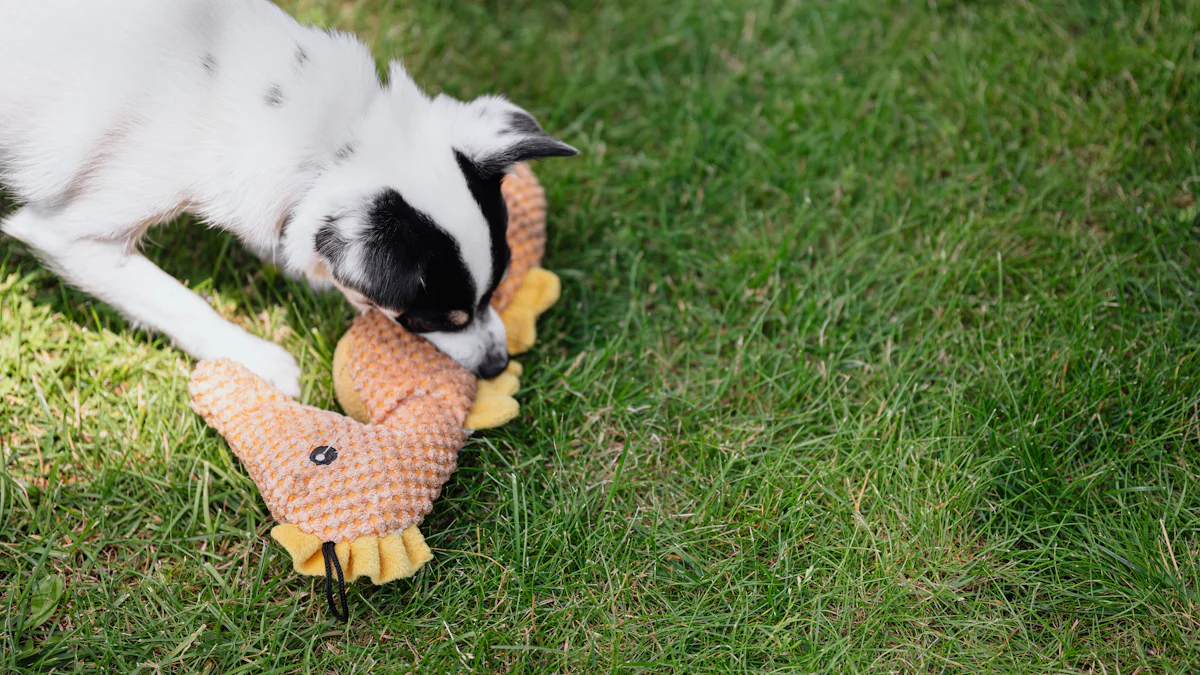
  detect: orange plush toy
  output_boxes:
[188,164,560,620]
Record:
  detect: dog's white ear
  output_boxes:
[387,61,429,105]
[448,94,578,175]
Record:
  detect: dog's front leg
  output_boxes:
[2,206,303,397]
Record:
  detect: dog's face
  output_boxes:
[287,65,575,378]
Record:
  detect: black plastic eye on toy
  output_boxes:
[310,446,338,465]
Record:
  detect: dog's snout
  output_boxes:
[476,352,510,379]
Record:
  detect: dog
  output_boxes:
[0,0,577,398]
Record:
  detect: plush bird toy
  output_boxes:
[188,164,559,619]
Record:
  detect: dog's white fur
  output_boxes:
[0,0,570,396]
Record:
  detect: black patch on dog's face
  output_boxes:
[265,85,285,108]
[455,151,509,311]
[334,189,477,333]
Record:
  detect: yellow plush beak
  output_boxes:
[501,268,562,355]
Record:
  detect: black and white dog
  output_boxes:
[0,0,576,397]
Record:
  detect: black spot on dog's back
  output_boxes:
[201,53,217,75]
[333,142,357,165]
[264,85,285,108]
[295,45,309,68]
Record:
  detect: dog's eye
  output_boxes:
[399,314,439,333]
[400,310,472,334]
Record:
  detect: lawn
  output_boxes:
[3,0,1200,672]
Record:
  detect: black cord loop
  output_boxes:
[322,541,348,622]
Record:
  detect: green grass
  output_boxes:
[3,0,1200,671]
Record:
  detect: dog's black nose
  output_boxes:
[476,352,510,379]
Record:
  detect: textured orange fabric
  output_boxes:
[493,162,547,311]
[190,359,466,543]
[337,312,477,430]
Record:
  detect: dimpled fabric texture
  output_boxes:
[340,312,478,431]
[189,359,468,543]
[493,162,547,311]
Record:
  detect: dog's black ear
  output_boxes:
[451,95,578,176]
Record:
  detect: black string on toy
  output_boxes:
[322,541,348,622]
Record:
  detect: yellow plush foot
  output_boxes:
[464,361,522,430]
[501,268,562,355]
[271,524,434,585]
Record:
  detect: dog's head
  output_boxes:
[285,64,576,378]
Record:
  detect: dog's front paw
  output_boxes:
[205,333,302,398]
[241,340,302,398]
[246,341,303,398]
